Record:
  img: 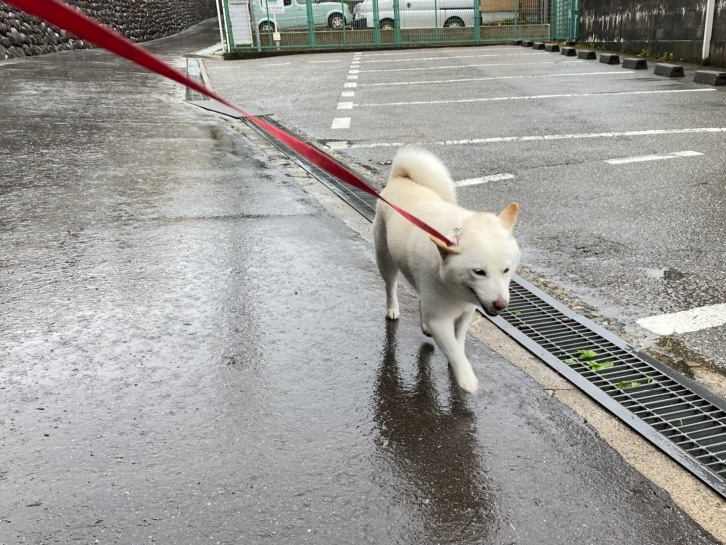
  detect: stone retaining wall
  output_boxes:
[0,0,217,59]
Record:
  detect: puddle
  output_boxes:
[647,268,687,281]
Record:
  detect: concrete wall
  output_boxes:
[579,0,726,66]
[0,0,217,59]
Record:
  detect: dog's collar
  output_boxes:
[450,227,462,246]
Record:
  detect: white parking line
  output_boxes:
[360,52,546,64]
[361,60,582,73]
[310,60,343,63]
[454,173,515,186]
[358,88,715,108]
[327,141,351,149]
[331,117,351,129]
[637,304,726,335]
[362,71,637,88]
[358,46,531,58]
[327,127,726,149]
[606,150,703,165]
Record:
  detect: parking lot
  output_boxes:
[205,45,726,388]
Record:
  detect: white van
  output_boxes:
[252,0,353,32]
[352,0,477,29]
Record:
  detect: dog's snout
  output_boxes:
[493,298,508,311]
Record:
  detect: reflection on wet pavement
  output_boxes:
[374,321,494,544]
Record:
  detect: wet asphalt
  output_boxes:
[0,19,722,545]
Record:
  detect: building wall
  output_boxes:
[0,0,217,59]
[579,0,726,66]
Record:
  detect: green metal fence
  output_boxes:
[221,0,578,52]
[551,0,578,42]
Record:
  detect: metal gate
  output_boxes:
[220,0,578,51]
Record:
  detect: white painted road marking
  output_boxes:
[328,127,726,149]
[327,141,350,149]
[361,60,582,73]
[331,117,351,129]
[362,71,636,87]
[358,46,525,58]
[606,150,703,165]
[358,88,716,108]
[360,52,546,64]
[454,173,515,187]
[638,304,726,335]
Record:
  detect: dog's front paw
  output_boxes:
[386,307,400,320]
[456,371,479,394]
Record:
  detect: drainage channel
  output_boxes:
[187,96,726,500]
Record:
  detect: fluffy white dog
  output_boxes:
[373,147,520,394]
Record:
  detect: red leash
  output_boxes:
[7,0,454,247]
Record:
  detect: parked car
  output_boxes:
[252,0,353,31]
[353,0,477,29]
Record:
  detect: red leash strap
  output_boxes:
[7,0,454,247]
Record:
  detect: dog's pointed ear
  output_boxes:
[498,202,519,231]
[429,235,461,258]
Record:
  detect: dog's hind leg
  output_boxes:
[374,220,400,320]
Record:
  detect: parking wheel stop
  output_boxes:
[599,53,620,64]
[694,70,726,85]
[654,63,685,77]
[622,58,648,70]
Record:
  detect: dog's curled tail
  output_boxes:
[390,146,457,204]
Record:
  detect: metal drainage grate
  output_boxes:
[185,59,209,102]
[191,101,726,500]
[243,117,378,220]
[492,276,726,499]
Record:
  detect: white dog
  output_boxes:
[373,147,520,394]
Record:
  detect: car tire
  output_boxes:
[379,18,395,30]
[328,13,345,29]
[443,17,465,27]
[259,21,275,32]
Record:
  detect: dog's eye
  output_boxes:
[503,268,510,274]
[473,268,487,277]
